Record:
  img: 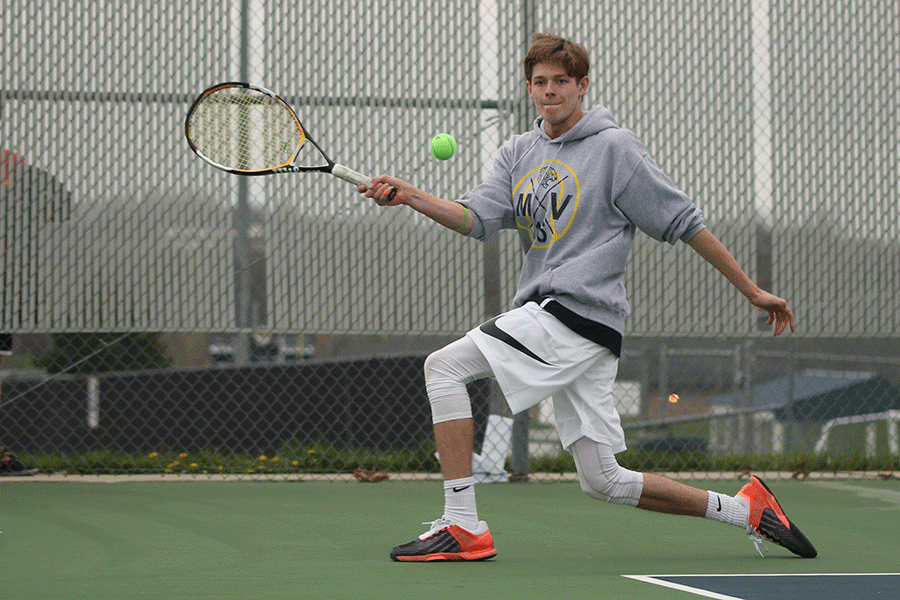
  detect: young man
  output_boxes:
[359,34,816,562]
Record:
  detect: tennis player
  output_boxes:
[360,33,816,562]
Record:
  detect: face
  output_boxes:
[526,62,589,139]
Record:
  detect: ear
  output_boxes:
[578,76,590,97]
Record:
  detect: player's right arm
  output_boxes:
[359,175,472,235]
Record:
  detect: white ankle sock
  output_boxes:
[443,477,478,531]
[705,491,750,529]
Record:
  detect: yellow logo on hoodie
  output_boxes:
[513,160,580,248]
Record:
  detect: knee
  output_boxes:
[424,347,471,390]
[424,349,472,424]
[423,350,453,403]
[423,350,445,384]
[578,469,618,503]
[577,461,643,506]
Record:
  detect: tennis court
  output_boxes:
[3,2,899,598]
[2,477,898,599]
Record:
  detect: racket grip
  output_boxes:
[331,164,371,187]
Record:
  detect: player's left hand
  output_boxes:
[751,291,795,336]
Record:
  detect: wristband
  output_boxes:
[453,207,470,233]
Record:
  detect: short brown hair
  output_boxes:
[524,33,590,81]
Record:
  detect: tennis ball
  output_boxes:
[430,133,457,160]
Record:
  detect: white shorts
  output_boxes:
[466,301,626,452]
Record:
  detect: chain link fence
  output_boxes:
[2,0,898,480]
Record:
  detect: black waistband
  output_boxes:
[537,299,622,358]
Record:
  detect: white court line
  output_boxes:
[622,574,900,600]
[622,575,744,600]
[626,573,900,579]
[810,481,900,507]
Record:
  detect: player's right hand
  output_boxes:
[360,175,402,206]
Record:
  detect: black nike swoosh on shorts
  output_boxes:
[479,317,552,366]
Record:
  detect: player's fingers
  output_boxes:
[772,308,795,336]
[369,182,395,205]
[773,313,785,336]
[369,174,393,189]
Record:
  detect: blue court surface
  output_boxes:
[625,574,900,599]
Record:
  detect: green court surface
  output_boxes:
[1,478,898,599]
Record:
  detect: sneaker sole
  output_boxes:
[393,547,498,562]
[390,522,497,562]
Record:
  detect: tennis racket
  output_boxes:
[185,82,388,194]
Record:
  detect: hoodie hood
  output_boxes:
[533,105,620,143]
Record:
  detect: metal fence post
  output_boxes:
[506,0,538,480]
[785,345,797,452]
[659,343,669,421]
[743,340,756,454]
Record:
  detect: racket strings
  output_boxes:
[188,86,305,172]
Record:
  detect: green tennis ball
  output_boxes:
[430,133,457,160]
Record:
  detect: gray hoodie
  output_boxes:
[459,105,706,334]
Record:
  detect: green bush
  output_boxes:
[15,444,899,477]
[17,440,442,476]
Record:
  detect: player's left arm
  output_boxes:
[687,228,795,336]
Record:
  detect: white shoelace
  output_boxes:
[748,531,769,558]
[419,516,453,540]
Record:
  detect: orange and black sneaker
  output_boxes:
[390,517,497,562]
[737,475,817,558]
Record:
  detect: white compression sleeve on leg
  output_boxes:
[424,337,492,425]
[568,437,643,506]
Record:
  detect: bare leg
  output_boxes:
[434,418,474,480]
[637,472,709,516]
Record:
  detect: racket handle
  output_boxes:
[331,164,371,187]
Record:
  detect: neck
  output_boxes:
[545,108,586,139]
